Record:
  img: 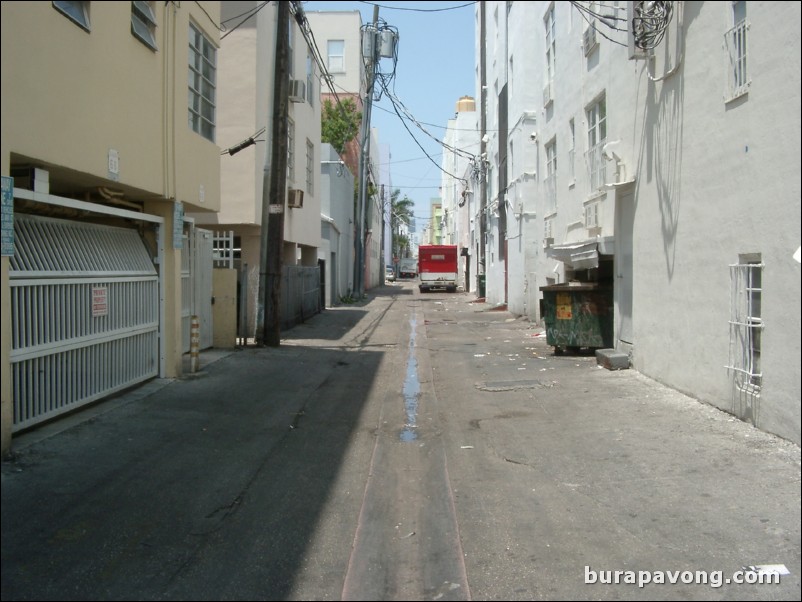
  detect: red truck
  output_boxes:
[418,245,459,293]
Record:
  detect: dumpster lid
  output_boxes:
[540,281,609,292]
[546,241,599,269]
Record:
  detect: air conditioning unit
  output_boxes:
[583,25,598,56]
[287,188,304,208]
[542,237,554,249]
[543,81,553,107]
[288,79,306,103]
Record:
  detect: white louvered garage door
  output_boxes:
[9,214,159,431]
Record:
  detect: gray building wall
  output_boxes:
[320,144,355,305]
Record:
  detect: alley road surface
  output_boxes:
[2,281,800,601]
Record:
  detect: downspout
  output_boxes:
[479,2,487,281]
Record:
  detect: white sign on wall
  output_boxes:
[92,286,108,317]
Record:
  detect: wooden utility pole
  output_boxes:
[355,5,379,297]
[257,1,290,346]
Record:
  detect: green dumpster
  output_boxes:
[540,283,613,353]
[477,274,486,298]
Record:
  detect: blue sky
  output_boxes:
[302,1,476,228]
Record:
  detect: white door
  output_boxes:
[615,189,634,345]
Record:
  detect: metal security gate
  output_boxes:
[10,214,159,432]
[181,225,213,352]
[281,265,321,329]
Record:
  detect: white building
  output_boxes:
[441,97,480,292]
[476,1,801,444]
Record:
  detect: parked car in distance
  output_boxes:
[385,265,396,282]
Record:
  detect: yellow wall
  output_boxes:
[0,2,220,213]
[212,269,238,348]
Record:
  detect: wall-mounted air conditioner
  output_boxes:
[583,25,598,56]
[288,188,304,208]
[542,237,554,249]
[289,80,306,103]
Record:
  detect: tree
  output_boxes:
[390,189,415,258]
[321,97,361,156]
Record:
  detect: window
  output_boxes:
[53,1,90,31]
[328,40,345,73]
[288,18,294,79]
[728,256,763,395]
[582,2,599,56]
[544,5,555,104]
[585,96,607,191]
[188,23,217,142]
[725,0,749,100]
[287,118,295,182]
[306,140,314,195]
[545,139,557,214]
[568,118,576,184]
[306,51,314,105]
[131,1,157,50]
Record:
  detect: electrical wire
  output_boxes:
[379,81,476,162]
[377,76,471,185]
[193,0,225,32]
[570,2,629,48]
[221,1,270,39]
[632,1,674,51]
[357,1,477,13]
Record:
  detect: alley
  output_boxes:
[2,282,800,601]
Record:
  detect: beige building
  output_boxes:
[190,1,323,336]
[1,1,222,453]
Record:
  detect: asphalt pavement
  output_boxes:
[2,282,800,601]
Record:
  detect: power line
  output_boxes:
[220,1,270,39]
[193,0,225,32]
[357,1,477,13]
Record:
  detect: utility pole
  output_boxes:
[355,5,379,297]
[257,1,290,346]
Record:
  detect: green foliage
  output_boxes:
[321,98,361,156]
[390,189,415,258]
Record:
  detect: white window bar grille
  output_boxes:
[585,142,607,192]
[545,141,557,214]
[725,19,750,100]
[727,261,763,395]
[213,230,235,269]
[586,98,607,192]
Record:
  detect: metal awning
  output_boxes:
[547,241,599,269]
